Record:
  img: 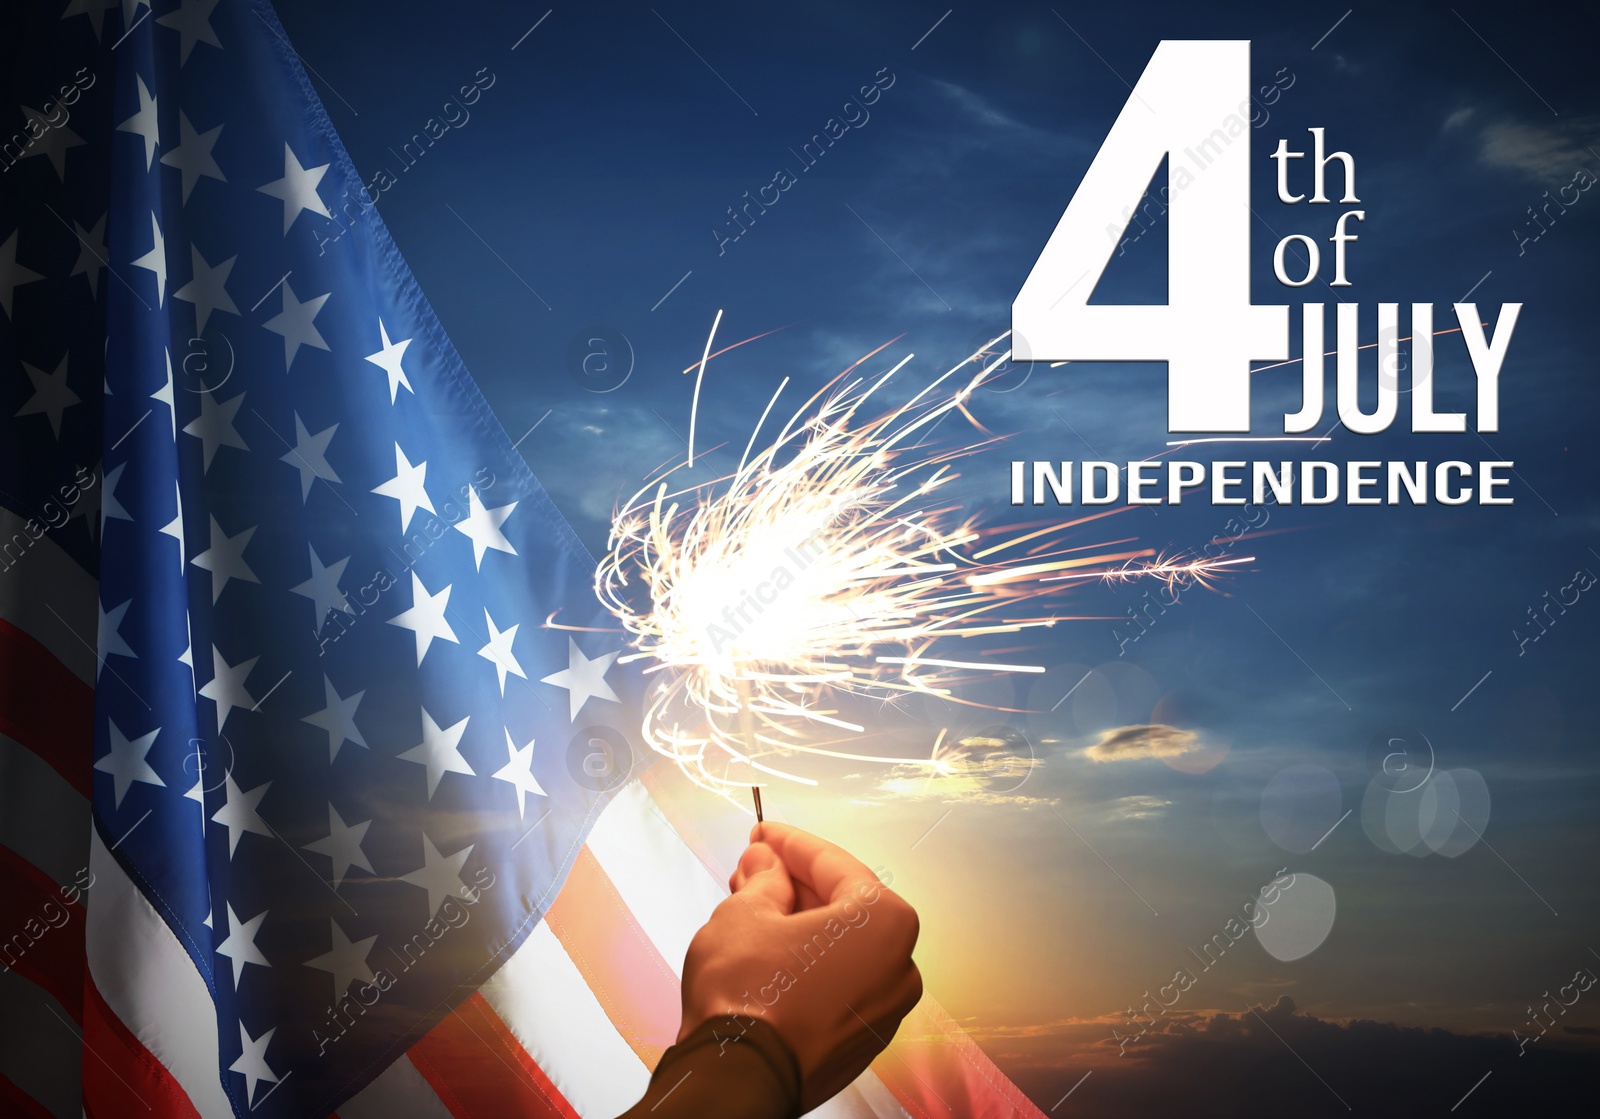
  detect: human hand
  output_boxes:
[677,821,922,1112]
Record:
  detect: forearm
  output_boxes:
[617,1016,801,1119]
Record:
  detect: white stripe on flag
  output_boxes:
[0,503,99,684]
[335,1050,457,1119]
[85,826,233,1119]
[479,921,651,1119]
[0,733,88,887]
[0,965,82,1119]
[584,780,727,977]
[846,1070,917,1119]
[809,1083,915,1119]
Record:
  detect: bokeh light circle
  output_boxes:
[1260,764,1343,853]
[1254,872,1337,962]
[1361,767,1490,857]
[1423,768,1491,857]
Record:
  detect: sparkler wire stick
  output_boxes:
[737,674,763,821]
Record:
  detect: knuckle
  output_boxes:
[881,893,920,948]
[689,917,721,949]
[708,896,745,928]
[901,965,924,1015]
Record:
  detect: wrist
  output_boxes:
[662,1014,803,1117]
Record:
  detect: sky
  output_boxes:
[271,1,1600,1112]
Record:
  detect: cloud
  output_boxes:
[925,78,1046,140]
[988,997,1598,1118]
[518,398,687,538]
[1108,794,1172,820]
[1084,724,1201,763]
[869,742,1055,807]
[871,766,1056,808]
[1475,117,1600,182]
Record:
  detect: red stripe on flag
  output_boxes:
[0,843,85,1022]
[544,846,681,1069]
[80,978,202,1119]
[407,992,579,1119]
[870,999,1048,1119]
[0,618,93,799]
[0,1073,55,1119]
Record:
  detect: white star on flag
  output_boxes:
[152,349,176,438]
[19,106,84,179]
[156,0,222,65]
[116,74,160,169]
[173,245,238,333]
[289,545,351,632]
[388,572,458,665]
[493,729,547,819]
[71,470,103,540]
[95,720,164,808]
[69,214,108,297]
[400,833,475,917]
[371,443,435,532]
[304,917,377,997]
[190,514,258,603]
[215,902,270,988]
[301,675,366,762]
[453,487,518,569]
[182,390,248,472]
[160,110,226,201]
[541,636,621,722]
[262,281,331,369]
[101,463,133,525]
[280,413,341,500]
[60,0,120,39]
[365,319,414,402]
[210,773,272,858]
[71,477,102,544]
[477,609,525,695]
[158,479,185,567]
[130,212,168,306]
[398,707,473,798]
[303,805,373,888]
[229,1022,279,1108]
[257,142,332,233]
[16,354,80,438]
[200,645,259,731]
[97,598,137,677]
[0,229,44,318]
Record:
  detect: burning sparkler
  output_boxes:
[588,324,1251,805]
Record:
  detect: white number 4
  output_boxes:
[1012,40,1288,432]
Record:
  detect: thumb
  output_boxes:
[730,842,794,915]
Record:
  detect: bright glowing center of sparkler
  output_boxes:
[675,529,849,668]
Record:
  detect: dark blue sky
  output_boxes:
[273,1,1599,1110]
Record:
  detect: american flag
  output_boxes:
[0,3,1045,1118]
